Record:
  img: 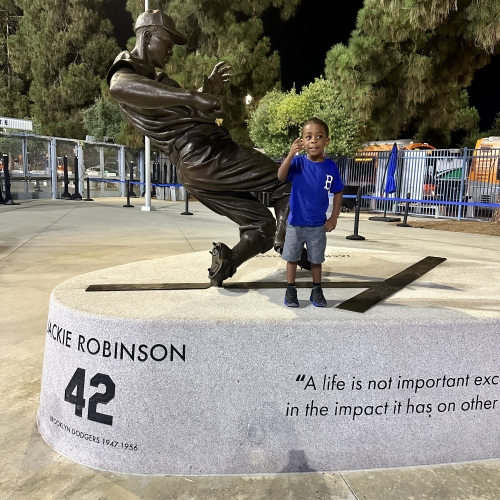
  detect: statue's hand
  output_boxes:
[214,98,226,119]
[201,61,231,94]
[194,92,225,117]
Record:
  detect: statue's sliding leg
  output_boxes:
[272,195,289,253]
[187,189,276,284]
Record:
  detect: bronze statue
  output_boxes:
[108,9,300,284]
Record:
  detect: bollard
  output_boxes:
[151,162,156,193]
[123,180,134,208]
[129,161,136,197]
[346,190,366,240]
[181,189,193,215]
[71,156,82,200]
[397,192,412,227]
[61,155,72,199]
[0,164,4,204]
[2,154,14,205]
[83,177,94,201]
[154,161,160,184]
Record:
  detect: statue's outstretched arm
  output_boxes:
[110,69,222,113]
[199,62,232,94]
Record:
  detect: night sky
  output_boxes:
[104,0,500,131]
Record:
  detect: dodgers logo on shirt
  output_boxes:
[324,174,333,191]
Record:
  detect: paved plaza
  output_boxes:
[1,197,500,499]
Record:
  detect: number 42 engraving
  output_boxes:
[64,368,115,426]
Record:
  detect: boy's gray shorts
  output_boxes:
[281,224,327,264]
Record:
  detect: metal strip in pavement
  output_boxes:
[86,256,446,313]
[336,256,446,313]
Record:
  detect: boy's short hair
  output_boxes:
[302,117,329,138]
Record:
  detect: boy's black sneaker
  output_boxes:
[310,286,327,307]
[284,286,299,307]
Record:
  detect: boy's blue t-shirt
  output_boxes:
[287,155,344,227]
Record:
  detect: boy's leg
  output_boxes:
[311,263,322,284]
[306,228,328,307]
[272,194,311,270]
[284,262,299,307]
[287,261,299,284]
[282,225,306,307]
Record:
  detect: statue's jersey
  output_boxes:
[107,51,216,155]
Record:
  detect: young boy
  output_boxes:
[277,118,344,307]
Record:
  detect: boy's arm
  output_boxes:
[325,191,343,232]
[277,137,303,181]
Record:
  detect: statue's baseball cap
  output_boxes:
[134,10,188,45]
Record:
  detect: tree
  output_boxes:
[0,1,29,118]
[324,0,499,146]
[9,0,119,138]
[248,78,362,158]
[125,0,301,145]
[82,89,145,148]
[461,111,500,149]
[82,96,123,142]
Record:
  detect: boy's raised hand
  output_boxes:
[289,137,303,156]
[278,137,303,181]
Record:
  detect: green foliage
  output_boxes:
[325,0,498,143]
[248,89,290,157]
[83,80,144,148]
[488,114,500,137]
[125,0,301,145]
[248,78,362,158]
[116,120,145,149]
[461,111,500,149]
[7,0,119,138]
[82,96,123,142]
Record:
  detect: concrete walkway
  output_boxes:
[1,197,500,500]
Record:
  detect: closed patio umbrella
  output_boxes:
[369,143,401,222]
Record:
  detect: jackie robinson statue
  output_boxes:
[108,9,304,284]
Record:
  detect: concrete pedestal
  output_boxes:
[37,248,500,475]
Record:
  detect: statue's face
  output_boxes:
[146,28,174,68]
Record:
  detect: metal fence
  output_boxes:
[2,132,500,221]
[336,148,500,221]
[0,132,142,200]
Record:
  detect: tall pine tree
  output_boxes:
[0,1,28,118]
[125,0,301,144]
[9,0,119,138]
[325,0,499,146]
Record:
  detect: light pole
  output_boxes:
[142,0,155,211]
